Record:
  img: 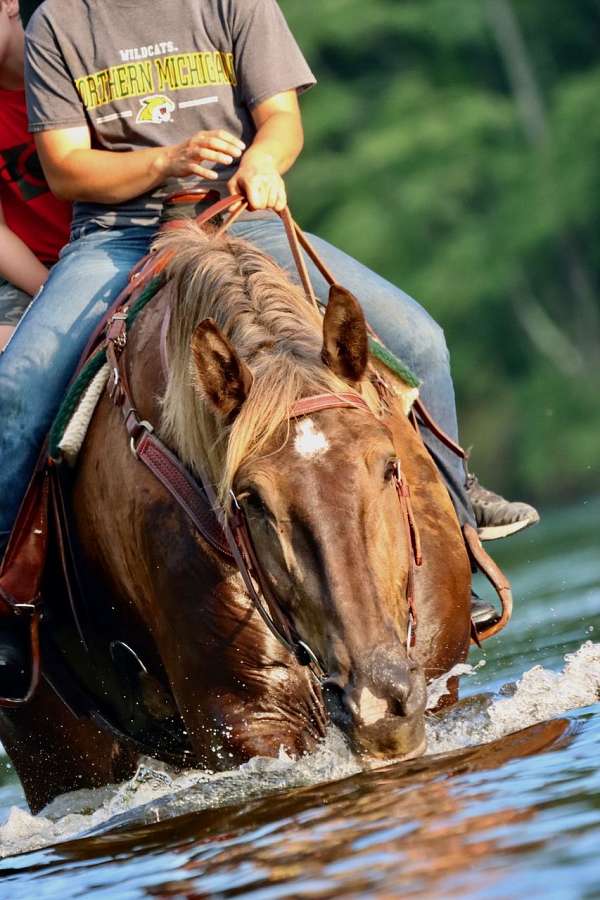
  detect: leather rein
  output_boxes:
[105,193,423,680]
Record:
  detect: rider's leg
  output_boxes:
[0,224,154,552]
[0,281,34,578]
[230,217,476,526]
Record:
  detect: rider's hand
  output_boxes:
[163,130,246,181]
[228,149,287,211]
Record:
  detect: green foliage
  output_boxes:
[281,0,600,503]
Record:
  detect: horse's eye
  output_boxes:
[240,489,268,517]
[384,458,398,483]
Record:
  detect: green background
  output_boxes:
[280,0,600,505]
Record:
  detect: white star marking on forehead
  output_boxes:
[294,417,330,459]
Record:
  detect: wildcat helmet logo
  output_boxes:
[136,94,176,124]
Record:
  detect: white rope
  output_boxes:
[57,362,110,466]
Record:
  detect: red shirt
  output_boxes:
[0,88,71,265]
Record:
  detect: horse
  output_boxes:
[0,216,472,812]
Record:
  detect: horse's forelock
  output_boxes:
[155,221,378,503]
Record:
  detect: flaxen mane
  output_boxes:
[155,221,380,503]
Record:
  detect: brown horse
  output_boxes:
[0,222,472,812]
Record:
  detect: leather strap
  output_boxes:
[204,481,305,662]
[0,463,46,706]
[413,397,467,460]
[197,196,320,312]
[194,192,246,229]
[292,219,337,289]
[0,468,48,613]
[163,188,217,209]
[214,200,248,237]
[463,523,513,643]
[279,208,319,310]
[289,392,371,418]
[135,430,233,560]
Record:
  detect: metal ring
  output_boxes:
[295,639,325,676]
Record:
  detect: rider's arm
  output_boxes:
[34,125,246,204]
[0,199,49,296]
[36,90,303,210]
[228,91,304,212]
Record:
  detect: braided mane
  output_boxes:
[154,221,379,503]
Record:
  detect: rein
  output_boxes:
[105,194,423,679]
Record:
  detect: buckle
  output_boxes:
[106,311,129,351]
[130,420,154,459]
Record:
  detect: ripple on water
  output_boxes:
[1,640,599,860]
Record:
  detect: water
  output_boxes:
[0,497,598,898]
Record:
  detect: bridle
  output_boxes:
[105,193,423,682]
[222,391,421,680]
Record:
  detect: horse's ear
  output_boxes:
[190,318,253,419]
[321,284,368,383]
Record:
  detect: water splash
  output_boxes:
[1,641,599,859]
[426,640,600,755]
[425,659,486,710]
[0,727,360,858]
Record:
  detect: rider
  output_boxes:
[0,0,70,351]
[0,0,538,693]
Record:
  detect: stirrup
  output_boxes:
[463,524,513,644]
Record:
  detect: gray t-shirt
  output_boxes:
[25,0,315,229]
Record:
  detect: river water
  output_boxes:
[0,497,598,898]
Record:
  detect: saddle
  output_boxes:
[0,191,512,710]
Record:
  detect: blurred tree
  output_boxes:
[281,0,600,503]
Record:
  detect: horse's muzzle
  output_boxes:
[323,653,427,760]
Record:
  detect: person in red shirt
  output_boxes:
[0,0,70,350]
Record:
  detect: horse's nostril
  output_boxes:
[390,675,412,714]
[386,667,418,717]
[390,695,409,717]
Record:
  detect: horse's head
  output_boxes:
[190,284,427,761]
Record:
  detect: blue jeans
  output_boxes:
[0,219,473,549]
[0,224,154,547]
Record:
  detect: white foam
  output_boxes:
[425,660,486,710]
[425,640,600,755]
[0,729,360,858]
[2,641,600,859]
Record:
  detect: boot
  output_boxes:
[0,619,31,699]
[470,590,499,633]
[0,532,31,699]
[467,474,540,541]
